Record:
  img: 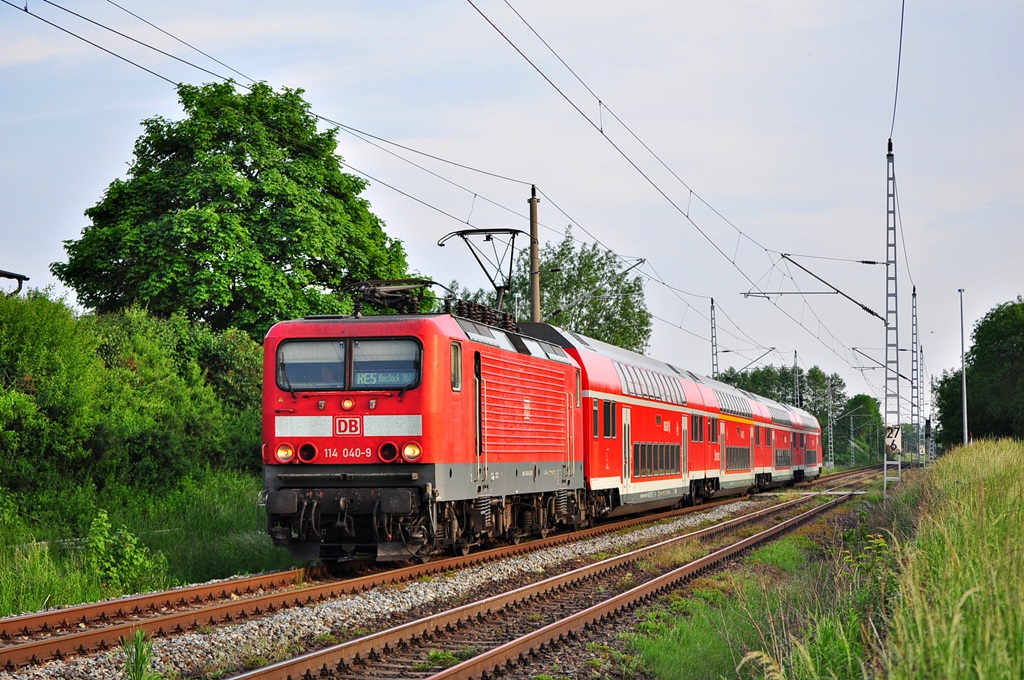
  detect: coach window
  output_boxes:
[593,399,600,438]
[603,400,614,438]
[450,341,462,391]
[655,374,667,401]
[575,370,581,407]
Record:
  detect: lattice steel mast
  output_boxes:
[710,299,719,378]
[884,139,902,495]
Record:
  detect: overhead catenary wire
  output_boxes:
[104,0,257,85]
[468,0,881,380]
[890,0,906,139]
[2,0,177,85]
[7,0,879,395]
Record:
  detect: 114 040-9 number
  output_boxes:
[322,447,372,459]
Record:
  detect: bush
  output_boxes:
[85,510,170,595]
[0,291,107,497]
[0,292,262,534]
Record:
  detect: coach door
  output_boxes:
[719,419,726,474]
[473,352,487,483]
[621,406,633,495]
[681,414,688,476]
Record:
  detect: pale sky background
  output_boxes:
[2,1,1021,426]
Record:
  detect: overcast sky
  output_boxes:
[2,1,1021,422]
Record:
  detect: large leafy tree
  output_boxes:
[933,295,1024,449]
[52,81,408,337]
[452,228,652,353]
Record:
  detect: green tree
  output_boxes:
[934,295,1024,448]
[52,81,409,337]
[835,393,883,461]
[453,228,652,352]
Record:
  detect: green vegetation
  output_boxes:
[120,629,162,680]
[0,468,292,617]
[0,293,294,617]
[52,81,410,339]
[620,440,1021,679]
[933,296,1024,448]
[412,646,478,671]
[885,439,1024,678]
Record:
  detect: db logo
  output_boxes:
[334,417,361,436]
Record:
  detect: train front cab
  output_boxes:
[261,314,587,564]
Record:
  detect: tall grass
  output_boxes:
[125,470,294,584]
[0,469,295,617]
[884,439,1024,679]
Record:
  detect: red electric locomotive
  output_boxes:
[261,291,821,566]
[261,301,587,564]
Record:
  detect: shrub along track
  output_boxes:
[0,467,871,673]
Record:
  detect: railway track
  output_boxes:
[229,492,853,679]
[0,497,739,671]
[0,467,877,673]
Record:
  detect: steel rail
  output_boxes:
[432,493,853,679]
[0,569,304,642]
[227,493,823,679]
[0,497,736,669]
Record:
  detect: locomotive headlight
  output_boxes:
[401,442,422,462]
[274,443,295,464]
[341,398,355,411]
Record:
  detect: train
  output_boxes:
[260,290,821,566]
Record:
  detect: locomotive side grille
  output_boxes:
[480,352,569,457]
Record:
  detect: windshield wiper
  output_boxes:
[398,361,420,400]
[280,361,297,399]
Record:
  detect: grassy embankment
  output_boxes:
[0,470,294,618]
[605,440,1023,679]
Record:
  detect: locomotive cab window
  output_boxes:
[277,340,346,391]
[450,341,462,391]
[352,339,421,389]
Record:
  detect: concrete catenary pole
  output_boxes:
[529,185,541,323]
